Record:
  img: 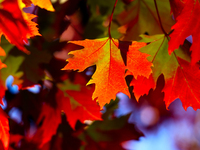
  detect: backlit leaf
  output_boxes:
[168,0,200,64]
[117,0,174,40]
[0,0,31,53]
[0,108,9,150]
[23,0,55,11]
[63,38,130,108]
[163,58,200,110]
[63,37,151,108]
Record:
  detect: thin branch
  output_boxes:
[154,0,168,37]
[108,0,118,38]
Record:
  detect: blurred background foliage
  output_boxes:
[1,0,200,150]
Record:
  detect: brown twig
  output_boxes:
[154,0,168,37]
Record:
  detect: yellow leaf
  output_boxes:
[31,0,55,11]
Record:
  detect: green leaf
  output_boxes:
[139,34,190,81]
[79,114,143,150]
[117,0,174,40]
[84,0,125,39]
[101,98,119,120]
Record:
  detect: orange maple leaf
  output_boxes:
[0,47,5,57]
[127,41,152,78]
[168,0,200,64]
[24,13,41,38]
[63,37,152,108]
[0,47,6,70]
[0,60,6,70]
[23,0,55,11]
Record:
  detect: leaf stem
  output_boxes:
[108,0,118,38]
[154,0,168,36]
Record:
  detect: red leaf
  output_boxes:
[169,0,186,20]
[0,0,31,53]
[168,0,200,64]
[163,58,200,110]
[0,80,5,104]
[131,74,155,101]
[80,115,143,150]
[57,86,101,128]
[33,85,101,147]
[33,104,61,148]
[0,108,9,150]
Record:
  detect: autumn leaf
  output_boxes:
[4,86,59,148]
[33,104,62,148]
[41,113,82,150]
[0,0,41,55]
[168,0,200,64]
[0,47,6,57]
[62,38,129,108]
[117,0,174,40]
[0,36,21,101]
[30,77,101,147]
[0,81,5,102]
[163,58,200,110]
[24,13,41,38]
[0,36,25,87]
[139,34,190,81]
[131,74,155,101]
[169,0,186,20]
[17,1,41,38]
[58,87,101,128]
[57,77,101,128]
[21,0,32,7]
[139,34,200,109]
[23,0,55,11]
[0,108,9,150]
[125,32,200,116]
[101,98,119,120]
[0,37,64,89]
[0,41,8,100]
[85,0,125,39]
[126,41,152,78]
[3,0,200,149]
[0,46,6,70]
[137,74,171,123]
[0,0,31,54]
[0,60,6,70]
[17,40,52,87]
[79,115,143,150]
[31,0,55,11]
[63,37,152,108]
[125,40,153,101]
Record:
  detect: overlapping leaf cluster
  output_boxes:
[64,0,200,110]
[0,0,199,149]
